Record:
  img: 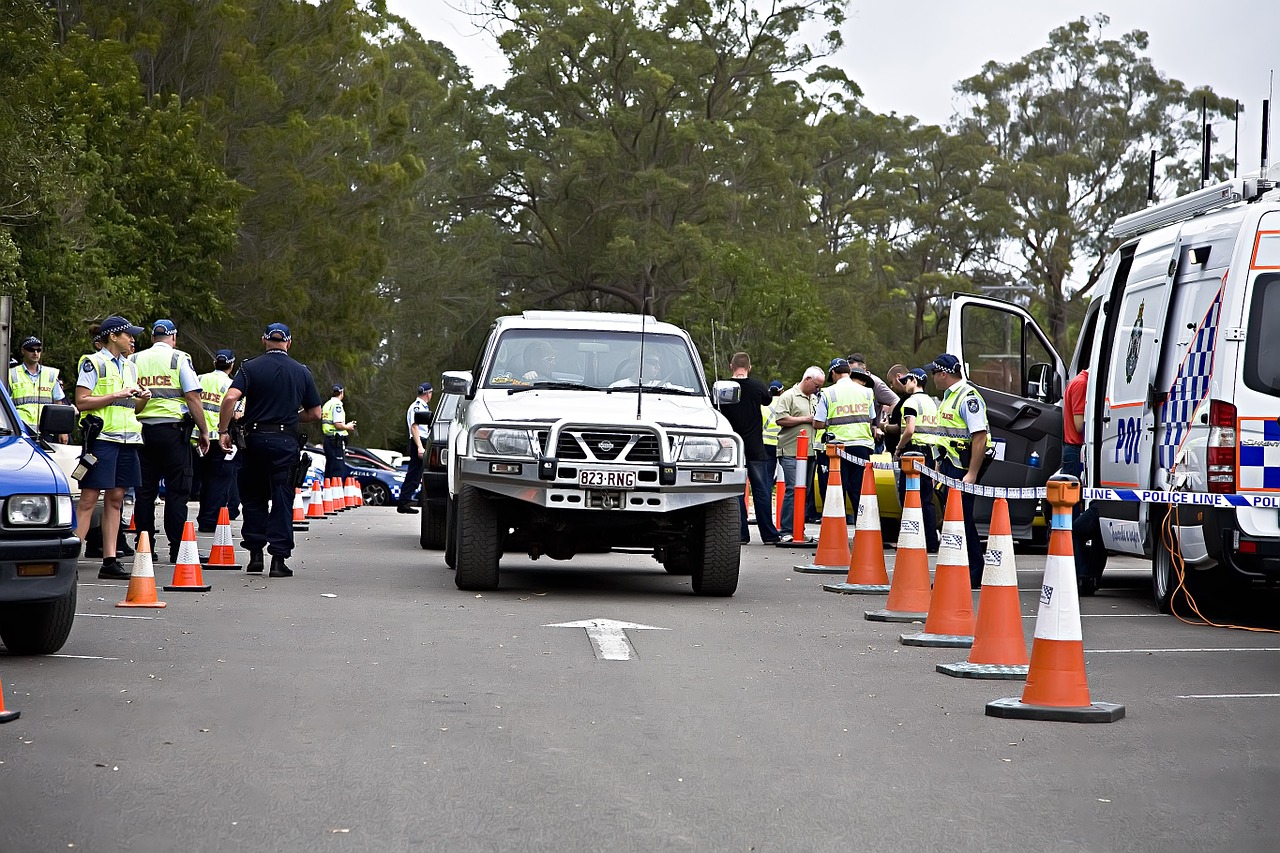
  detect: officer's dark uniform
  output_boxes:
[230,326,321,571]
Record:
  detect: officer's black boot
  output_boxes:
[268,555,293,578]
[117,529,134,557]
[246,549,265,574]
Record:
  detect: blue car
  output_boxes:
[345,447,417,507]
[0,387,80,654]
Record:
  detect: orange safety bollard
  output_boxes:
[938,497,1028,678]
[866,453,932,622]
[987,476,1125,722]
[777,430,815,548]
[774,462,785,531]
[794,445,852,572]
[164,521,212,592]
[824,461,890,593]
[900,487,975,648]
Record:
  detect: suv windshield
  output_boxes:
[485,330,703,394]
[1244,273,1280,397]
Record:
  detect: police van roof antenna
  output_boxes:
[1263,96,1271,175]
[1147,150,1157,203]
[635,297,649,421]
[710,318,721,410]
[1201,97,1211,189]
[1233,99,1240,179]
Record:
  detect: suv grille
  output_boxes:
[536,430,662,463]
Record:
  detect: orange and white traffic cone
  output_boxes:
[322,478,336,515]
[355,476,365,507]
[901,488,975,648]
[346,476,358,509]
[204,507,242,570]
[778,430,815,548]
[292,488,310,531]
[987,476,1125,722]
[939,498,1028,678]
[794,445,851,572]
[825,461,890,593]
[866,453,932,622]
[117,532,166,609]
[307,480,325,520]
[337,477,350,511]
[0,676,18,724]
[164,521,211,592]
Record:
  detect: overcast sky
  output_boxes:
[386,0,1276,173]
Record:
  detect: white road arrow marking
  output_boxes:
[545,618,668,661]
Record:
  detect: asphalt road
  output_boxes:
[2,509,1278,852]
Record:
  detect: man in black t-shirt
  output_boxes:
[720,352,781,544]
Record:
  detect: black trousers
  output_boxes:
[136,422,193,554]
[937,457,985,587]
[399,440,424,507]
[238,432,299,557]
[323,435,347,480]
[895,446,939,552]
[196,447,237,529]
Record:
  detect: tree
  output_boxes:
[953,14,1236,350]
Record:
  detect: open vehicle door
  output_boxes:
[946,293,1067,540]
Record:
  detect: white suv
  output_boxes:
[442,311,746,595]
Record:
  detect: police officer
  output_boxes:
[397,382,433,514]
[930,353,989,586]
[321,384,356,480]
[9,336,68,441]
[131,319,210,562]
[74,316,151,579]
[893,367,943,553]
[813,359,876,523]
[194,349,237,531]
[218,323,321,577]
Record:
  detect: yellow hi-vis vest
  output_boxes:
[8,364,59,429]
[322,397,346,436]
[761,405,780,447]
[901,391,944,450]
[83,350,143,445]
[131,346,193,421]
[823,378,875,449]
[196,370,231,439]
[935,380,984,465]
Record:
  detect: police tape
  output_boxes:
[831,447,1280,508]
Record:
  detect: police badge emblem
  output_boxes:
[966,398,981,414]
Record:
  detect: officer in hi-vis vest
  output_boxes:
[930,353,989,586]
[321,385,356,480]
[9,336,68,442]
[813,359,876,523]
[893,367,944,553]
[75,316,152,579]
[194,349,238,531]
[131,319,210,563]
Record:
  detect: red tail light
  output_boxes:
[1206,399,1237,493]
[428,447,442,468]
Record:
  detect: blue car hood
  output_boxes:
[0,434,68,493]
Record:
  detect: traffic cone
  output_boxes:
[204,507,242,570]
[337,477,350,511]
[292,488,310,531]
[322,478,335,515]
[117,532,166,609]
[987,476,1125,722]
[938,498,1028,679]
[866,453,932,622]
[354,477,364,507]
[164,522,212,592]
[778,430,815,548]
[825,461,890,594]
[900,488,974,647]
[307,480,324,520]
[794,445,851,572]
[346,476,358,509]
[0,677,18,724]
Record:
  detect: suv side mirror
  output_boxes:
[1026,363,1059,404]
[440,370,470,396]
[712,380,741,406]
[38,403,77,436]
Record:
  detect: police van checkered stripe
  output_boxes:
[1158,284,1223,471]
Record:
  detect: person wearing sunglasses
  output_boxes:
[9,336,68,442]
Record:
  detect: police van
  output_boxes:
[947,168,1280,611]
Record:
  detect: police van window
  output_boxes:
[1243,273,1280,397]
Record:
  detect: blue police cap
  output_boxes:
[214,349,235,365]
[418,381,433,394]
[264,322,291,342]
[897,367,928,383]
[99,316,144,338]
[929,354,962,375]
[152,319,177,335]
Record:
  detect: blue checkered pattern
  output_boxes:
[1158,288,1223,470]
[1239,418,1280,491]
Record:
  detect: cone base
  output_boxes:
[0,709,19,723]
[163,583,212,592]
[775,539,816,549]
[985,696,1125,723]
[937,661,1029,680]
[823,582,890,594]
[116,600,166,609]
[203,563,242,571]
[900,631,974,648]
[793,563,847,574]
[865,608,927,623]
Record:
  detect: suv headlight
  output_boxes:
[474,427,537,459]
[676,436,737,464]
[7,494,54,525]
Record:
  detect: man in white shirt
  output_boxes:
[397,382,433,514]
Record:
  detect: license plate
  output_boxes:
[578,469,635,489]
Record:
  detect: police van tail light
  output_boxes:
[1206,399,1237,494]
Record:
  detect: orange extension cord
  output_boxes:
[1162,509,1280,634]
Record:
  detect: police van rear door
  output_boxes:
[947,293,1066,540]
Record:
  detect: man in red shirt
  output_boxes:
[1063,368,1104,594]
[1062,368,1088,476]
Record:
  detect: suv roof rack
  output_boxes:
[1108,177,1276,240]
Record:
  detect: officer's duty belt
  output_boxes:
[246,423,292,433]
